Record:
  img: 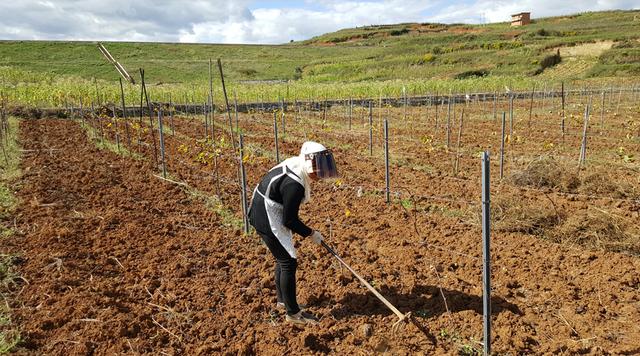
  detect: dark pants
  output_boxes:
[257,230,300,315]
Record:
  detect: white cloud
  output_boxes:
[0,0,638,43]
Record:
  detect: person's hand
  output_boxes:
[311,231,323,245]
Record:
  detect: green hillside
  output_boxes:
[0,10,639,106]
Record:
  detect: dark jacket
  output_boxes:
[249,166,313,237]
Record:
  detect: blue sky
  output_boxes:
[0,1,638,44]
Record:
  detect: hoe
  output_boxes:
[321,241,412,333]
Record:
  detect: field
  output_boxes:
[1,8,640,355]
[1,83,639,354]
[1,10,640,107]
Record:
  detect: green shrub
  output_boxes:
[454,69,489,79]
[389,28,410,36]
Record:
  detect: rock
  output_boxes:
[361,323,373,338]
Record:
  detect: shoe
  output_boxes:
[277,302,307,310]
[286,310,320,325]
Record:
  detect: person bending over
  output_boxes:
[249,141,338,325]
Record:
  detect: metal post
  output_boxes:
[80,97,85,128]
[170,94,175,136]
[454,109,464,176]
[119,78,131,147]
[446,97,451,150]
[435,98,440,130]
[273,113,280,163]
[561,82,566,139]
[384,119,390,204]
[403,86,407,121]
[234,91,240,132]
[369,101,373,156]
[528,85,535,129]
[281,99,286,137]
[509,95,514,139]
[500,112,506,180]
[578,98,591,168]
[204,102,209,140]
[158,110,167,178]
[112,104,120,152]
[481,151,491,356]
[600,91,605,131]
[349,97,352,130]
[492,91,497,121]
[239,134,250,235]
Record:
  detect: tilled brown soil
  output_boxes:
[4,118,640,355]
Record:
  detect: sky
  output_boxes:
[1,0,638,44]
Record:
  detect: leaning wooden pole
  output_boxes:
[217,58,237,150]
[140,68,159,166]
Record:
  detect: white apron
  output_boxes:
[253,165,305,259]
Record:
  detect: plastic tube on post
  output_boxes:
[481,151,491,356]
[384,119,390,204]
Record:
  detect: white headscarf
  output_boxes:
[275,154,311,204]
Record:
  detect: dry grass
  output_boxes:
[509,156,580,192]
[509,155,638,199]
[550,207,640,254]
[491,195,562,235]
[578,171,638,199]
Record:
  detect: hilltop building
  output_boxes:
[511,12,531,27]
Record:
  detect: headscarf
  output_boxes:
[275,154,311,204]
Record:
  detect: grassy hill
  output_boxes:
[0,10,639,106]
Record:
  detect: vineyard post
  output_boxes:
[402,86,407,121]
[94,77,101,106]
[217,59,237,150]
[112,104,120,152]
[540,82,547,111]
[384,119,390,204]
[600,91,606,132]
[453,109,464,176]
[528,85,535,129]
[169,93,175,136]
[446,97,451,150]
[509,95,514,139]
[273,112,280,163]
[578,98,591,168]
[119,78,131,147]
[481,151,492,356]
[204,102,209,140]
[561,82,566,140]
[158,110,167,179]
[234,91,239,132]
[616,86,622,114]
[140,69,159,166]
[369,101,373,156]
[239,134,250,235]
[208,58,214,121]
[349,97,352,130]
[280,98,286,137]
[500,112,506,180]
[322,100,327,129]
[90,102,96,139]
[435,97,440,130]
[492,91,497,121]
[80,97,85,128]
